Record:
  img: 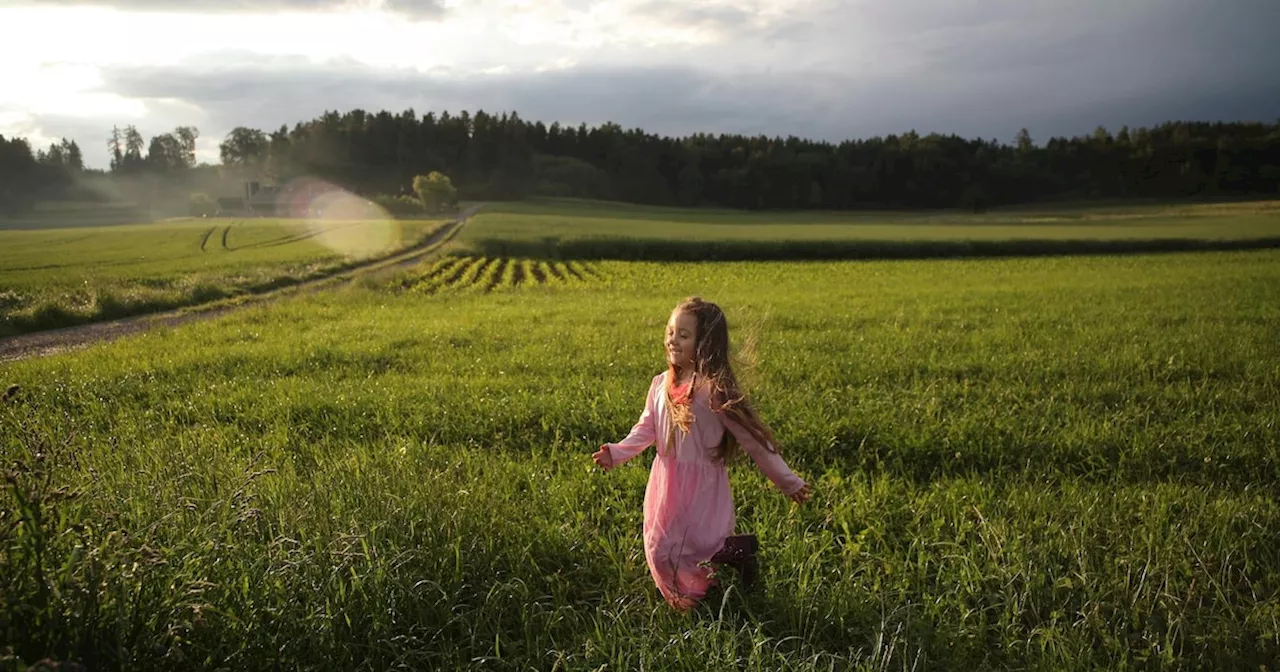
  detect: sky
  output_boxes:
[1,0,1277,168]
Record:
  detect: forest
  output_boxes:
[3,110,1280,214]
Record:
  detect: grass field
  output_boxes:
[0,217,447,337]
[3,242,1278,669]
[457,199,1280,260]
[0,202,156,231]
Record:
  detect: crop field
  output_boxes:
[3,233,1279,669]
[0,202,155,231]
[458,199,1280,260]
[390,255,606,294]
[0,217,448,336]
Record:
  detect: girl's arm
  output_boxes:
[602,374,661,467]
[723,415,808,498]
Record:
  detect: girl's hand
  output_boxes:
[592,445,615,471]
[788,483,812,505]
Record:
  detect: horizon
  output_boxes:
[2,0,1278,170]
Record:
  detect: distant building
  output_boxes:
[216,180,328,217]
[215,196,248,215]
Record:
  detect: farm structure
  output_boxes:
[217,180,331,217]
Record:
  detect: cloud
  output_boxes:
[381,0,445,19]
[94,51,1280,143]
[21,0,445,19]
[626,0,756,32]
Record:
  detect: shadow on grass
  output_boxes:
[807,426,1279,491]
[464,235,1280,262]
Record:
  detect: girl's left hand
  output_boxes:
[789,483,812,505]
[592,445,615,471]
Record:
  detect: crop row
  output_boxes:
[406,257,604,294]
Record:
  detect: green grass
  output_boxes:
[3,248,1279,669]
[0,202,155,230]
[457,200,1280,260]
[0,217,448,336]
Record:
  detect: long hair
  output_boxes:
[664,296,776,462]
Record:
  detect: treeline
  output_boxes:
[0,125,215,215]
[207,111,1280,208]
[0,136,88,212]
[208,112,1280,209]
[5,112,1280,214]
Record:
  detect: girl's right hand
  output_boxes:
[592,445,615,471]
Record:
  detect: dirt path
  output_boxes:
[0,206,480,364]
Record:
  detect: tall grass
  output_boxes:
[3,249,1279,669]
[0,218,447,337]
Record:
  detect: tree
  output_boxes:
[412,171,458,213]
[676,162,704,206]
[960,184,990,213]
[219,127,269,169]
[107,126,123,172]
[38,142,66,166]
[147,133,186,172]
[122,125,145,172]
[62,139,84,172]
[175,126,199,168]
[0,134,38,212]
[808,181,824,208]
[1016,128,1033,156]
[189,192,217,217]
[30,110,1280,212]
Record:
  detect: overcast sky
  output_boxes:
[1,0,1276,168]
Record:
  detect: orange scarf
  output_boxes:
[665,373,695,452]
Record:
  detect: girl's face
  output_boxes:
[665,310,697,370]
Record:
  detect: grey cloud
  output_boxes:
[24,0,354,11]
[378,0,444,18]
[762,20,815,43]
[21,0,444,19]
[95,52,1279,141]
[98,60,776,135]
[628,0,755,31]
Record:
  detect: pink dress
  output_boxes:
[605,372,808,607]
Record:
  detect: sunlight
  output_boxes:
[279,178,399,258]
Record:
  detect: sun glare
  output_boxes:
[260,178,400,258]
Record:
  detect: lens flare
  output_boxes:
[269,177,398,258]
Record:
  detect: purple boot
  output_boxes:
[711,534,759,588]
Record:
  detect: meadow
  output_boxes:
[3,239,1279,669]
[0,202,154,231]
[0,217,447,337]
[457,199,1280,260]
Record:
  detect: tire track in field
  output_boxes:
[234,221,366,251]
[0,206,482,362]
[198,226,216,252]
[220,225,231,250]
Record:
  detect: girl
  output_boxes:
[592,296,811,611]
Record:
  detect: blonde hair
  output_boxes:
[664,296,777,461]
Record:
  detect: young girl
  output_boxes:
[592,296,811,611]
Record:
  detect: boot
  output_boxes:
[711,534,759,589]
